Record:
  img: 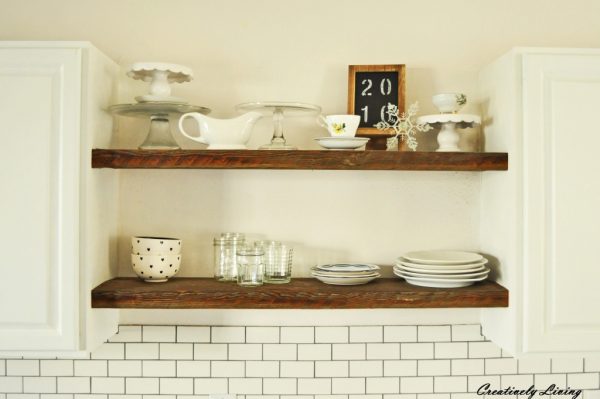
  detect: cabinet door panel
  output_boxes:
[523,53,600,352]
[0,49,80,350]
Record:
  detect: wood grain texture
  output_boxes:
[91,278,509,309]
[91,149,508,171]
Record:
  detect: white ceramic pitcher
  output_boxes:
[178,112,262,149]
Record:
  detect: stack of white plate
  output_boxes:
[394,250,490,288]
[311,263,380,285]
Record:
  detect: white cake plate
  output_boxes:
[127,62,193,103]
[417,114,481,152]
[236,102,321,150]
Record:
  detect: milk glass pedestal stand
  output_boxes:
[109,103,210,150]
[127,62,193,103]
[417,114,481,152]
[236,102,321,150]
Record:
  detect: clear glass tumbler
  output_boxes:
[213,234,245,281]
[236,246,265,287]
[256,240,293,284]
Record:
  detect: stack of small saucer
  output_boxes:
[311,263,380,285]
[394,250,490,288]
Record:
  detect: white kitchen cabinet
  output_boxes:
[0,42,119,353]
[479,48,600,356]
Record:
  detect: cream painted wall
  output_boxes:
[1,0,599,279]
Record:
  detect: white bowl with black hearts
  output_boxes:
[131,236,181,256]
[131,253,181,283]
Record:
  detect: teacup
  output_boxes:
[317,114,360,137]
[432,93,467,114]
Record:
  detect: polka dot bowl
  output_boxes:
[131,253,181,283]
[131,236,181,256]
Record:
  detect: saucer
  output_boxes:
[315,137,369,150]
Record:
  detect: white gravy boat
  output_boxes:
[178,112,262,149]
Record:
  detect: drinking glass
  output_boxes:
[256,240,293,284]
[236,246,265,287]
[213,233,245,281]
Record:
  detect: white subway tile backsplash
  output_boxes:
[367,377,399,394]
[246,327,279,344]
[0,376,23,393]
[332,344,365,360]
[568,373,600,389]
[331,378,364,394]
[245,360,279,377]
[434,343,467,360]
[367,344,400,360]
[91,377,124,394]
[552,358,584,373]
[160,378,194,394]
[450,359,483,376]
[3,323,600,399]
[160,344,193,360]
[281,327,314,344]
[142,361,176,377]
[211,327,245,343]
[40,361,72,377]
[384,361,417,377]
[418,327,451,343]
[263,344,297,361]
[484,358,517,375]
[401,344,434,360]
[125,344,158,360]
[385,327,417,343]
[228,378,262,394]
[349,360,383,377]
[400,377,433,393]
[176,361,210,377]
[298,344,331,361]
[350,327,383,343]
[210,361,244,377]
[280,361,314,378]
[193,344,228,360]
[315,361,348,377]
[176,327,210,343]
[467,342,500,359]
[450,326,483,342]
[107,361,140,378]
[193,378,227,394]
[228,344,262,360]
[57,377,90,394]
[23,377,56,393]
[263,378,297,394]
[124,378,159,394]
[7,361,39,376]
[316,327,349,343]
[417,360,450,376]
[109,326,141,343]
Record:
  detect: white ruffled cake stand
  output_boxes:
[127,62,193,103]
[416,114,481,152]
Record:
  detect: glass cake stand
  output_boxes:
[109,102,210,150]
[235,101,321,150]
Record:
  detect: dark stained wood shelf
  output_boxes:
[91,278,508,309]
[91,149,508,171]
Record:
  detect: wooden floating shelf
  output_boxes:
[91,278,509,309]
[91,149,508,171]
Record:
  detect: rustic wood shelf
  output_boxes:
[91,278,508,309]
[91,149,508,171]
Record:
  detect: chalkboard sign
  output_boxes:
[348,64,406,135]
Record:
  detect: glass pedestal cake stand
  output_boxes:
[109,102,210,150]
[416,114,481,152]
[235,102,321,150]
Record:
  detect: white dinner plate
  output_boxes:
[394,270,487,286]
[316,263,380,272]
[396,258,487,270]
[311,270,380,278]
[402,250,484,265]
[393,267,489,279]
[314,137,369,150]
[394,263,487,274]
[314,274,379,285]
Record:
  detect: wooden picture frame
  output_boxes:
[348,64,406,136]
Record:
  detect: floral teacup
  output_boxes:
[317,114,360,137]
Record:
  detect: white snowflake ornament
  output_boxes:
[374,101,432,151]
